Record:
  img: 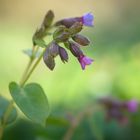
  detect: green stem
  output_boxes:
[20,49,45,87]
[19,46,35,84]
[88,117,104,140]
[63,105,102,140]
[19,59,33,85]
[0,47,45,139]
[19,46,40,85]
[0,127,3,140]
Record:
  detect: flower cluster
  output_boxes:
[99,97,139,124]
[33,11,94,70]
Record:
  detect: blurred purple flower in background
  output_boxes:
[99,97,139,125]
[127,99,138,112]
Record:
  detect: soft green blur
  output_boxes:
[0,0,140,107]
[0,0,140,140]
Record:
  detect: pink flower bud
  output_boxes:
[78,55,93,70]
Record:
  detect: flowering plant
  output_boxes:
[0,10,94,139]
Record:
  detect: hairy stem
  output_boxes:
[20,49,45,87]
[19,59,33,85]
[19,46,39,85]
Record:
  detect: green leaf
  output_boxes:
[0,96,17,125]
[23,49,42,58]
[9,82,49,125]
[46,116,69,126]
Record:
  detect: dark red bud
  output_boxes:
[43,42,59,70]
[72,34,90,46]
[55,17,82,28]
[43,55,55,70]
[48,42,59,57]
[59,47,68,63]
[69,41,83,57]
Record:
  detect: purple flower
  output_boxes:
[78,55,93,70]
[55,12,94,28]
[82,13,94,27]
[127,99,138,112]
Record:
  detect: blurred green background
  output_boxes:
[0,0,140,140]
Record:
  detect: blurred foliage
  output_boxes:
[0,0,140,139]
[2,108,140,140]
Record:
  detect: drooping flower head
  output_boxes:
[36,10,94,70]
[127,99,138,112]
[78,55,93,70]
[82,12,94,27]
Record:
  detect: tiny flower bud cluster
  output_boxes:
[31,10,94,70]
[32,10,54,47]
[99,98,139,125]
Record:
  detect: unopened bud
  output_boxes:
[43,42,59,70]
[69,22,83,35]
[33,26,45,39]
[53,26,70,43]
[32,10,54,46]
[42,10,54,29]
[55,17,82,28]
[72,34,90,46]
[32,27,46,46]
[43,55,55,70]
[69,41,83,57]
[59,47,68,63]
